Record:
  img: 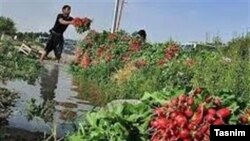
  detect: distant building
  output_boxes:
[181,42,197,51]
[181,42,217,51]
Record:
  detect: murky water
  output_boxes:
[0,62,93,138]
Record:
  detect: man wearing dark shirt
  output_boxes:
[40,5,74,63]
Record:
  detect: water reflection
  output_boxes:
[40,65,59,101]
[1,63,93,138]
[26,65,59,122]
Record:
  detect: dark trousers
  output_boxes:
[45,30,64,59]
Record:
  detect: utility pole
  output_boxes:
[116,0,125,31]
[111,0,120,33]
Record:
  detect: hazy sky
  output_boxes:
[0,0,249,42]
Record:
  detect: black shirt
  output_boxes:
[51,14,73,34]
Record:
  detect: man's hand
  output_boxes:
[69,20,74,25]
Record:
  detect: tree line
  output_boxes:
[0,16,49,41]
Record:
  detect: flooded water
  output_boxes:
[0,62,93,138]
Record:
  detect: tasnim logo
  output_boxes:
[214,129,246,137]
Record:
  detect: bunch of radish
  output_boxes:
[96,47,105,58]
[150,88,232,141]
[80,52,91,68]
[165,44,179,60]
[129,39,142,52]
[73,17,92,34]
[75,47,83,64]
[156,44,180,67]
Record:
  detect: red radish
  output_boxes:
[194,131,203,140]
[188,123,196,130]
[165,54,173,60]
[183,138,192,141]
[239,115,248,124]
[178,95,186,102]
[179,105,186,113]
[207,108,216,116]
[217,108,231,119]
[185,108,194,118]
[187,97,194,106]
[213,118,224,125]
[151,120,158,128]
[154,118,169,129]
[205,114,215,123]
[203,135,210,141]
[175,114,188,127]
[171,99,178,106]
[151,137,159,141]
[170,112,178,119]
[174,129,179,136]
[206,128,210,136]
[168,122,177,129]
[200,125,209,133]
[179,129,190,139]
[169,136,178,141]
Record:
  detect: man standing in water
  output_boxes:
[40,5,74,63]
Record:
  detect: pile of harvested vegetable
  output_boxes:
[66,87,250,141]
[150,88,232,141]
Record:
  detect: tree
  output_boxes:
[16,32,24,41]
[0,16,17,35]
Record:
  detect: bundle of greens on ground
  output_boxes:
[66,100,152,141]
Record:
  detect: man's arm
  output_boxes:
[59,18,73,25]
